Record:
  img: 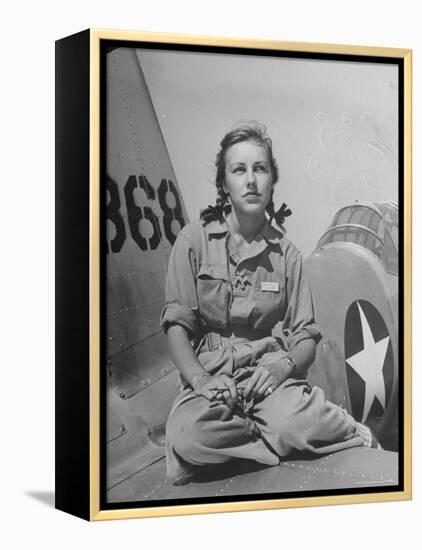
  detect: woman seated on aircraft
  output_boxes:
[160,121,380,485]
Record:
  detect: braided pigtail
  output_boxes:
[200,182,231,224]
[266,194,276,225]
[266,192,292,233]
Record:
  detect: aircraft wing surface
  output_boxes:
[107,448,398,503]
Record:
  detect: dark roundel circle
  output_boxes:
[344,300,394,427]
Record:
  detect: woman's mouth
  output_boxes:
[244,193,261,203]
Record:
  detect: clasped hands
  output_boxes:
[192,351,294,408]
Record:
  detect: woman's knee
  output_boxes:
[262,408,298,444]
[256,384,322,443]
[258,383,356,453]
[166,398,221,459]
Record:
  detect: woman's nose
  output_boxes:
[246,169,257,187]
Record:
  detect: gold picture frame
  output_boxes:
[55,28,412,521]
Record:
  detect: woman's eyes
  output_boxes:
[233,165,268,173]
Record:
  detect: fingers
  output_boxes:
[205,388,234,409]
[244,370,259,401]
[219,378,236,409]
[198,369,277,405]
[255,378,274,400]
[198,375,237,407]
[221,392,235,409]
[254,371,272,400]
[222,376,237,403]
[202,388,218,401]
[245,369,265,401]
[244,367,273,401]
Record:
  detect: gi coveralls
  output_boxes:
[161,218,365,481]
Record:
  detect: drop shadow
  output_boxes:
[25,491,55,508]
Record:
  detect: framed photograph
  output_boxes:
[55,29,412,521]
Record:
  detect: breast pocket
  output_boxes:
[249,273,286,328]
[196,264,229,328]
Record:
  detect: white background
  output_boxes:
[1,0,419,548]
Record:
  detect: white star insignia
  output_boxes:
[346,302,389,422]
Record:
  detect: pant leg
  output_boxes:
[165,390,279,480]
[251,378,364,457]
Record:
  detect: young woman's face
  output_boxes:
[223,140,273,217]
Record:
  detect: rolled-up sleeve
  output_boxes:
[160,232,200,336]
[283,249,322,351]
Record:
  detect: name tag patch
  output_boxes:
[261,281,279,292]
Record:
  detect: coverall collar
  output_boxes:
[204,216,283,245]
